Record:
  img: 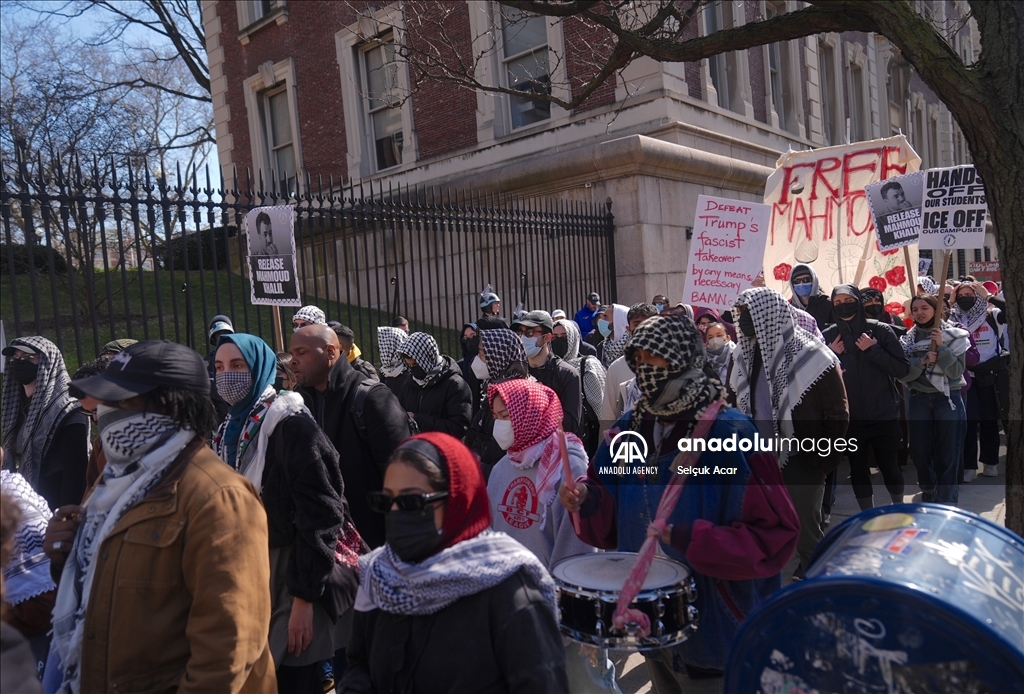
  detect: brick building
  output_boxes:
[204,0,994,305]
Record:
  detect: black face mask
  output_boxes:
[550,336,569,359]
[273,376,285,391]
[915,317,936,329]
[385,507,443,563]
[738,311,757,338]
[834,302,860,320]
[7,360,39,386]
[956,296,977,311]
[863,303,883,319]
[410,365,428,381]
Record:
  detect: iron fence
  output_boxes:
[1,149,616,371]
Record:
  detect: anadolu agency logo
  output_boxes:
[610,430,648,464]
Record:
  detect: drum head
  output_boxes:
[553,552,689,591]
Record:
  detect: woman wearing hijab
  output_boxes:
[341,432,568,693]
[212,333,351,691]
[465,330,530,475]
[376,326,409,395]
[560,316,798,691]
[396,333,473,439]
[900,295,970,504]
[729,287,848,579]
[552,319,606,456]
[1,337,89,509]
[822,285,910,510]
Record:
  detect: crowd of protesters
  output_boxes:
[0,270,1009,693]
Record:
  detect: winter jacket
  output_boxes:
[788,263,834,330]
[397,356,473,439]
[527,354,582,436]
[822,319,909,422]
[352,357,380,382]
[382,373,405,396]
[477,315,510,331]
[33,407,89,510]
[787,365,850,476]
[298,358,411,548]
[573,304,599,338]
[78,438,275,693]
[340,568,569,694]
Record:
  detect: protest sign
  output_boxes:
[866,172,923,250]
[918,257,932,277]
[920,165,987,249]
[968,261,1000,282]
[682,195,770,310]
[246,206,301,306]
[763,135,920,315]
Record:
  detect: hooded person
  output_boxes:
[822,285,910,510]
[211,333,350,689]
[396,332,473,439]
[560,316,798,687]
[377,326,410,395]
[1,336,89,509]
[702,322,735,386]
[465,329,530,475]
[729,287,848,577]
[598,303,630,368]
[98,339,137,357]
[599,303,661,436]
[692,307,737,342]
[341,432,569,693]
[787,263,834,330]
[553,318,606,456]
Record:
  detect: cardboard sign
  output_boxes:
[920,166,987,249]
[245,206,301,306]
[866,172,923,251]
[918,258,932,277]
[968,261,1000,282]
[682,195,770,310]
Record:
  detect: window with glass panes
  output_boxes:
[818,43,838,145]
[361,37,404,171]
[259,87,296,193]
[501,8,551,129]
[849,64,865,141]
[705,3,730,110]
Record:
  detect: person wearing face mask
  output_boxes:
[599,303,660,436]
[560,316,799,691]
[703,322,734,385]
[596,304,630,369]
[859,287,907,336]
[274,351,297,392]
[512,311,582,437]
[211,333,351,691]
[729,288,848,580]
[899,295,969,504]
[377,325,410,395]
[552,318,605,457]
[787,264,834,331]
[822,286,910,511]
[1,337,89,510]
[45,340,275,693]
[342,433,569,694]
[68,355,116,493]
[396,332,472,439]
[693,307,738,342]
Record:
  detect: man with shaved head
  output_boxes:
[290,325,410,549]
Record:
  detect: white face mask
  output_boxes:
[520,335,545,359]
[492,418,515,450]
[471,355,490,380]
[706,337,728,352]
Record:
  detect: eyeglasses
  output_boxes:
[6,353,38,363]
[367,490,449,514]
[791,277,813,285]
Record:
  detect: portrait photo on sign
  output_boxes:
[245,205,301,307]
[866,171,924,252]
[248,208,282,257]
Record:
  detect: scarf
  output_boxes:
[239,391,311,492]
[790,304,825,342]
[731,288,839,466]
[601,304,631,367]
[217,334,277,467]
[399,332,445,387]
[831,284,868,352]
[919,276,937,295]
[378,326,410,378]
[354,529,556,616]
[53,421,192,694]
[480,329,529,383]
[693,306,738,341]
[555,319,606,412]
[1,336,78,489]
[950,294,988,333]
[213,386,277,470]
[0,470,56,606]
[899,322,970,408]
[704,340,735,381]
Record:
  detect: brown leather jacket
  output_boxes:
[79,438,276,693]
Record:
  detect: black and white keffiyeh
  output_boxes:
[0,470,55,606]
[899,322,970,408]
[731,288,839,465]
[354,529,556,617]
[399,332,445,387]
[480,329,528,383]
[1,336,79,489]
[949,293,989,333]
[555,319,606,413]
[377,326,409,378]
[600,304,631,367]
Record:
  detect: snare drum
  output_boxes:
[551,552,698,651]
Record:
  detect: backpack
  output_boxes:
[350,380,418,441]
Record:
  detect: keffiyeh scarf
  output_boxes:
[731,288,839,465]
[555,319,606,413]
[354,530,556,617]
[949,294,988,333]
[377,326,409,378]
[919,276,937,295]
[480,329,528,383]
[0,470,55,606]
[1,336,79,489]
[241,391,311,492]
[399,332,445,387]
[213,386,277,470]
[601,304,631,367]
[705,340,736,383]
[900,322,970,408]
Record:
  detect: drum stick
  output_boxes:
[558,427,581,534]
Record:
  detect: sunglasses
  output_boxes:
[367,490,448,514]
[791,277,813,285]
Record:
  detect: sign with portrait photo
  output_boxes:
[245,205,301,306]
[865,171,924,251]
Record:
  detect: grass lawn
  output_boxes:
[2,268,459,373]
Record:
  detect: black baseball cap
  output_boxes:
[70,340,211,401]
[512,310,554,332]
[587,292,601,304]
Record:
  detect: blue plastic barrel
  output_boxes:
[726,504,1024,693]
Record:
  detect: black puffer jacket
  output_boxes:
[397,356,473,439]
[528,353,582,436]
[822,319,909,422]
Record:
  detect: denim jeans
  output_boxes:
[908,389,965,504]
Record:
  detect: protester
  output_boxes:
[552,318,606,457]
[212,333,350,690]
[341,433,569,693]
[703,322,735,386]
[396,332,473,439]
[598,304,630,368]
[1,337,89,509]
[692,307,737,341]
[486,380,620,694]
[651,294,668,312]
[551,309,567,322]
[97,339,137,357]
[787,264,834,330]
[512,310,583,435]
[205,314,235,421]
[573,292,602,339]
[293,305,327,331]
[600,303,659,432]
[1,489,42,694]
[377,326,410,395]
[860,288,907,336]
[465,329,529,475]
[291,325,410,548]
[900,295,969,504]
[46,340,275,692]
[560,316,799,690]
[67,356,114,492]
[730,287,848,578]
[823,285,910,510]
[392,315,410,333]
[952,282,1007,478]
[478,286,508,330]
[582,305,608,350]
[331,323,380,382]
[274,351,297,391]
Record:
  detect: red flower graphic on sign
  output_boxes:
[884,266,906,287]
[773,263,792,281]
[885,302,905,316]
[869,276,888,292]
